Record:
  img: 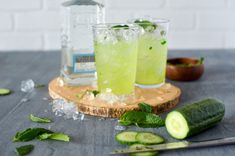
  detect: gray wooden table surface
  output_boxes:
[0,50,235,156]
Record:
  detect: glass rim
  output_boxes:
[92,23,140,29]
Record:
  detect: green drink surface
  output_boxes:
[95,39,138,95]
[136,33,168,85]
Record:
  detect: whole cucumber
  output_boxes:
[166,98,225,139]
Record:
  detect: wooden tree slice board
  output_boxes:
[48,77,181,118]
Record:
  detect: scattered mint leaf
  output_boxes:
[48,133,70,142]
[112,25,129,29]
[37,133,52,140]
[38,133,70,142]
[13,128,70,142]
[0,88,11,96]
[30,114,51,123]
[119,111,165,128]
[161,40,167,45]
[13,128,53,142]
[138,102,153,113]
[34,84,45,88]
[15,145,34,156]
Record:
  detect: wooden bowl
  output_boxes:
[166,57,204,81]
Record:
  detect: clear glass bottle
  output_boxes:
[60,0,105,86]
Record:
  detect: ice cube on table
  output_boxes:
[50,99,79,120]
[21,79,35,92]
[80,113,85,121]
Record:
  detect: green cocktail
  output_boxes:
[134,19,169,87]
[93,24,139,95]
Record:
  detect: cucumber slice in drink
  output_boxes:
[0,88,11,96]
[135,132,164,145]
[129,144,158,156]
[115,131,138,145]
[166,98,225,139]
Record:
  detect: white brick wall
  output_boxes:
[0,0,235,51]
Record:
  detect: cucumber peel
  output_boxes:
[166,98,225,139]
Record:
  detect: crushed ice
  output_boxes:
[50,99,81,120]
[94,88,130,104]
[114,123,127,131]
[21,79,35,92]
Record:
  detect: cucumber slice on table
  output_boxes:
[136,132,164,145]
[129,144,158,156]
[0,88,11,96]
[115,131,138,145]
[166,98,225,139]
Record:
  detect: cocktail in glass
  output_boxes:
[93,24,139,95]
[133,18,169,88]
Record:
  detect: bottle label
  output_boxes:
[72,53,96,73]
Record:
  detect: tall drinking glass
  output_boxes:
[132,18,169,88]
[93,24,139,95]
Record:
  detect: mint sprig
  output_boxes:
[119,111,165,128]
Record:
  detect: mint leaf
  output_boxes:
[88,90,100,97]
[119,111,165,128]
[112,25,129,29]
[15,145,34,156]
[161,40,167,45]
[134,20,157,32]
[13,128,53,142]
[38,133,70,142]
[0,88,11,96]
[138,102,153,113]
[198,57,204,65]
[37,133,52,140]
[30,114,51,123]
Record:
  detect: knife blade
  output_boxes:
[110,137,235,155]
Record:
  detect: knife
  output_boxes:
[110,137,235,155]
